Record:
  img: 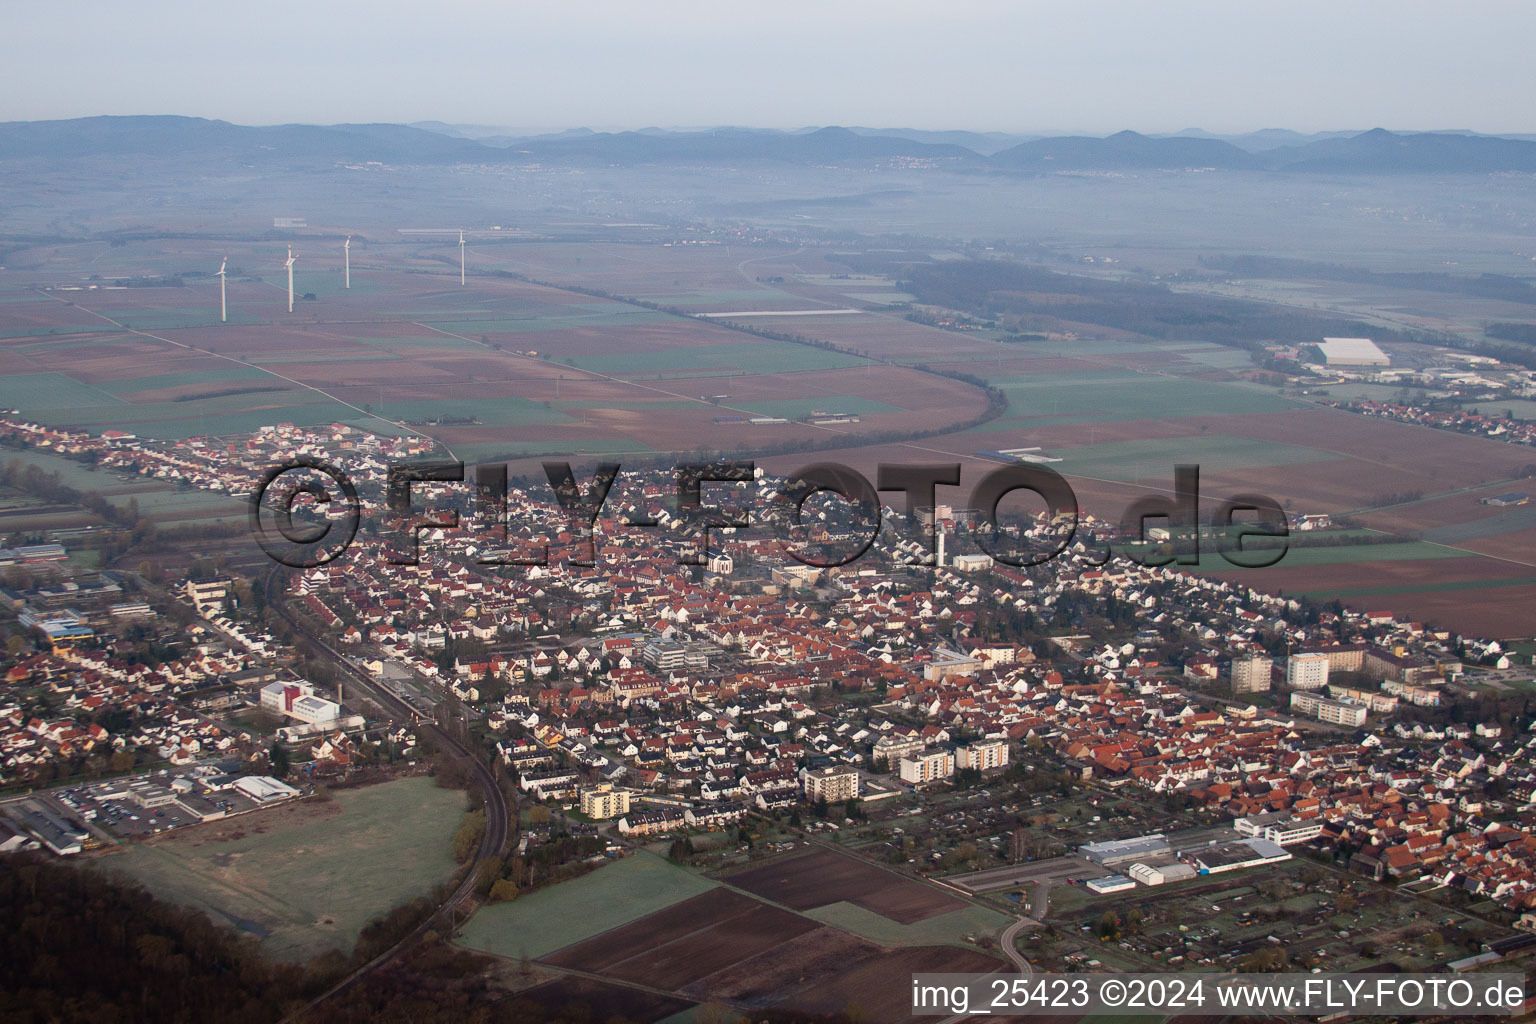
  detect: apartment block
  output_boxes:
[899,747,956,785]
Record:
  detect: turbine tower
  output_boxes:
[344,235,351,289]
[459,229,466,286]
[216,257,227,323]
[285,246,297,313]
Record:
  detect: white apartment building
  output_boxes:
[899,747,955,785]
[1287,652,1331,690]
[801,765,860,803]
[1231,654,1273,693]
[1290,690,1367,727]
[955,739,1009,772]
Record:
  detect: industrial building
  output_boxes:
[1315,336,1390,367]
[231,775,300,805]
[1183,837,1292,875]
[642,640,710,673]
[5,800,88,855]
[1079,833,1171,866]
[1127,861,1197,886]
[1084,875,1136,894]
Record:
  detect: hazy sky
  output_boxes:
[5,0,1534,134]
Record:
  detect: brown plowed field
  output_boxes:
[721,847,964,924]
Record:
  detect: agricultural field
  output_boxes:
[0,447,243,528]
[90,777,466,961]
[720,846,965,923]
[489,849,1011,1024]
[704,931,1005,1023]
[8,232,1536,632]
[0,254,986,464]
[543,887,819,991]
[456,841,1016,1021]
[456,850,716,960]
[505,977,695,1023]
[802,898,1013,948]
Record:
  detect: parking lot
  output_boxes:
[31,765,288,843]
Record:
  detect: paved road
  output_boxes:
[935,915,1036,1024]
[268,571,510,1022]
[947,822,1238,894]
[999,916,1034,973]
[948,854,1094,894]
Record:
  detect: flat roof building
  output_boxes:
[1184,837,1292,875]
[1287,652,1331,691]
[580,785,630,820]
[1128,861,1197,886]
[801,765,860,803]
[1317,337,1389,366]
[233,775,300,804]
[1231,654,1273,694]
[1079,834,1171,866]
[1290,690,1368,727]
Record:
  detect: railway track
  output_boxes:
[265,569,510,1022]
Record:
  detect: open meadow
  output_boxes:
[89,777,466,961]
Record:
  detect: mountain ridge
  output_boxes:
[3,116,1535,173]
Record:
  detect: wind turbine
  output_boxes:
[458,229,466,286]
[285,246,297,313]
[216,257,227,323]
[344,235,351,289]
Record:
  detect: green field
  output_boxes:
[1460,399,1536,421]
[0,323,132,340]
[0,371,390,440]
[446,438,654,463]
[803,900,1010,947]
[1291,575,1536,599]
[640,289,791,306]
[424,310,675,335]
[1043,433,1341,482]
[0,448,243,521]
[350,334,486,352]
[974,375,1306,432]
[95,777,466,961]
[566,341,869,376]
[1188,539,1468,571]
[260,271,389,298]
[0,372,124,411]
[101,367,275,395]
[347,396,572,428]
[735,396,901,418]
[457,851,715,960]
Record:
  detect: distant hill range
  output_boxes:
[4,116,1536,173]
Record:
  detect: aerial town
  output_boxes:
[6,410,1536,933]
[8,17,1536,1012]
